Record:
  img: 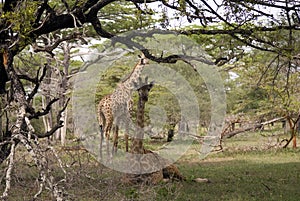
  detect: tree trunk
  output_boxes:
[0,95,3,138]
[42,96,51,132]
[56,42,70,146]
[42,60,53,138]
[60,109,67,146]
[282,116,298,149]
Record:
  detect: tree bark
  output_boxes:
[42,96,51,133]
[58,42,70,146]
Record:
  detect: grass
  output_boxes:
[177,149,300,201]
[1,129,300,200]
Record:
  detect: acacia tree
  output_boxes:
[224,45,300,148]
[180,1,300,148]
[1,0,300,199]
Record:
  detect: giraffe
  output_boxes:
[131,79,154,155]
[124,78,186,184]
[97,53,149,160]
[126,78,162,183]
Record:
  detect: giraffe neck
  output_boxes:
[131,97,146,154]
[132,83,152,154]
[122,60,146,90]
[136,98,146,129]
[110,58,147,118]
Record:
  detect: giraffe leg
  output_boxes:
[112,125,119,155]
[124,116,130,152]
[99,125,104,160]
[125,133,129,152]
[105,125,112,160]
[126,99,133,152]
[100,117,112,161]
[106,134,110,160]
[98,110,106,161]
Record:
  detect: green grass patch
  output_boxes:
[176,149,300,201]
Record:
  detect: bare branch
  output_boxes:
[231,0,300,11]
[111,32,214,68]
[257,55,280,87]
[17,74,37,83]
[13,133,68,200]
[224,117,286,139]
[33,32,83,55]
[35,98,70,138]
[28,98,59,120]
[27,64,48,101]
[200,0,234,27]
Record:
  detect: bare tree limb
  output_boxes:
[28,98,59,120]
[35,98,70,139]
[33,32,83,56]
[27,64,48,101]
[231,0,300,11]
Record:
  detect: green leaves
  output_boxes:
[3,1,39,35]
[98,1,158,34]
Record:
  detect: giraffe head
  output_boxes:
[121,52,150,90]
[138,53,149,65]
[137,80,154,102]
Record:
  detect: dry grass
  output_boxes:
[0,129,299,200]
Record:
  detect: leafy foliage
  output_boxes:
[99,1,158,34]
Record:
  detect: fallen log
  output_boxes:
[225,124,261,138]
[261,117,285,126]
[224,117,285,139]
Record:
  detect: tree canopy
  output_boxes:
[0,0,300,160]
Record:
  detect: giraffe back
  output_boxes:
[110,84,132,117]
